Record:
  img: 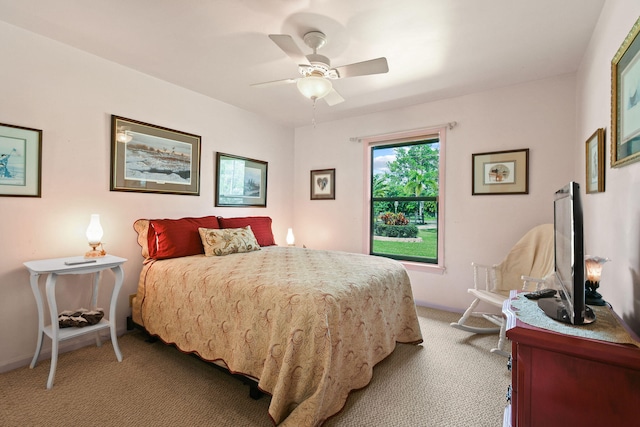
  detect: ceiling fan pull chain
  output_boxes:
[312,97,317,128]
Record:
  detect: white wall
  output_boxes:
[0,22,294,372]
[3,0,639,374]
[576,0,640,332]
[294,74,577,312]
[292,0,640,335]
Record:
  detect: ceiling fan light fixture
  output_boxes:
[297,75,332,100]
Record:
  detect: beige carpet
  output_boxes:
[0,306,510,426]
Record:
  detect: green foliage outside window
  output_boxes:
[371,140,439,262]
[374,223,419,238]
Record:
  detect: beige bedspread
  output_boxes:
[132,246,423,426]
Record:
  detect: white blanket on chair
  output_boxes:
[494,224,554,292]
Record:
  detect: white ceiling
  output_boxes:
[0,0,605,128]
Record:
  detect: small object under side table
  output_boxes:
[24,254,127,389]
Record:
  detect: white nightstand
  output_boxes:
[24,254,127,389]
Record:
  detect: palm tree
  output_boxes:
[372,174,394,215]
[404,170,435,223]
[372,173,391,197]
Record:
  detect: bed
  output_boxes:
[131,216,423,426]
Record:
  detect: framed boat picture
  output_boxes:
[110,115,201,195]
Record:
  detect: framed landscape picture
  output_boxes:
[215,152,268,207]
[0,122,42,197]
[472,149,529,195]
[110,115,201,195]
[611,16,640,168]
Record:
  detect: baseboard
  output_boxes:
[414,299,464,314]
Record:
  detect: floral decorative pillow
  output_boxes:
[198,226,261,256]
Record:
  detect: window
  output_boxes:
[364,127,445,270]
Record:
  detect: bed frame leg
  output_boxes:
[126,317,158,343]
[249,383,263,400]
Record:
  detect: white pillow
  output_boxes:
[198,226,261,256]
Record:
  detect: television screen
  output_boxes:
[538,182,595,325]
[555,183,581,322]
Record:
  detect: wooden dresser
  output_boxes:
[503,290,640,427]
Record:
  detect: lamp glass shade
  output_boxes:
[286,228,295,246]
[86,214,104,245]
[585,256,610,282]
[297,76,332,100]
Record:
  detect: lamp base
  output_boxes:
[85,243,106,258]
[585,282,606,306]
[586,295,606,306]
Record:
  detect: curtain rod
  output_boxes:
[349,121,458,143]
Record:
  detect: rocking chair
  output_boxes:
[450,223,554,356]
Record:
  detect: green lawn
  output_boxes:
[372,228,437,259]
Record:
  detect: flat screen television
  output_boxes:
[538,181,595,325]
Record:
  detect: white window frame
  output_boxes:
[362,125,446,274]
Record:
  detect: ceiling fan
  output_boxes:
[252,31,389,106]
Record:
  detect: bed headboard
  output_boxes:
[133,219,150,259]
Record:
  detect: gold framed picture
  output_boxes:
[585,128,605,194]
[611,16,640,168]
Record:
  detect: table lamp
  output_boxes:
[585,255,609,306]
[85,214,106,258]
[286,228,295,246]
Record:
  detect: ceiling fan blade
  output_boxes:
[251,77,298,88]
[333,57,389,78]
[323,88,345,106]
[268,34,310,65]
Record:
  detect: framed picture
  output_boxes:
[310,168,335,200]
[110,115,201,195]
[0,123,42,197]
[611,16,640,168]
[215,152,267,207]
[585,128,605,194]
[472,148,529,195]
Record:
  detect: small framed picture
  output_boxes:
[110,115,201,195]
[0,122,42,197]
[611,16,640,168]
[472,149,529,195]
[585,128,605,194]
[310,168,335,200]
[215,152,268,207]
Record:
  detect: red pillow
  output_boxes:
[148,216,220,259]
[218,216,276,247]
